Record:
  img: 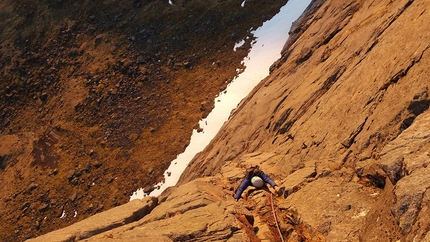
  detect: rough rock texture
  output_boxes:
[25,0,430,241]
[84,177,243,241]
[179,0,430,240]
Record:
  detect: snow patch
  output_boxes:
[60,210,66,219]
[233,39,245,51]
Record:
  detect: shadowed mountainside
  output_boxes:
[0,0,289,240]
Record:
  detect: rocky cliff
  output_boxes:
[0,0,289,240]
[25,0,430,241]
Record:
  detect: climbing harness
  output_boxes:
[269,192,285,242]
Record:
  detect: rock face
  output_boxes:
[84,177,243,241]
[179,0,430,240]
[24,0,430,241]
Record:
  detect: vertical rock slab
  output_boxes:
[376,111,430,239]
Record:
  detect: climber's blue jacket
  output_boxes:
[234,166,277,200]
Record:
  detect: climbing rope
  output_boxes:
[269,192,285,242]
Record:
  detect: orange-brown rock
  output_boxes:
[11,0,430,241]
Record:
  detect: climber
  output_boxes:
[234,165,280,201]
